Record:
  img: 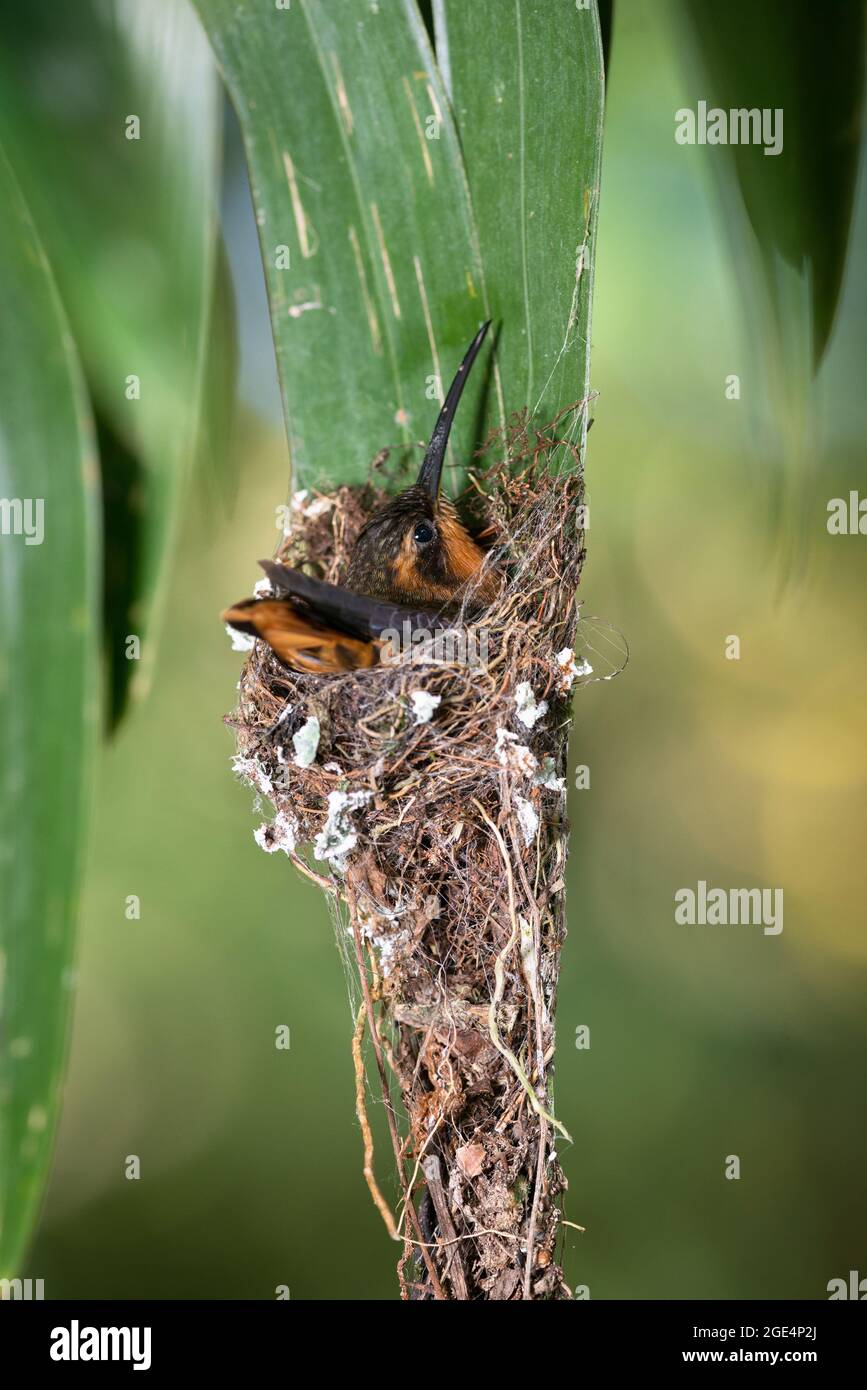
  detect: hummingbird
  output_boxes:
[222,322,498,674]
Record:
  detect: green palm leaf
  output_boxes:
[0,0,227,721]
[435,0,605,448]
[0,148,100,1279]
[196,0,497,492]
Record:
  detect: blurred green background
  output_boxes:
[18,0,867,1298]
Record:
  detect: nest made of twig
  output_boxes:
[226,410,592,1299]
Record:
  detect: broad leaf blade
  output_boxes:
[670,0,865,575]
[0,0,227,718]
[675,0,865,369]
[436,0,605,453]
[196,0,494,492]
[0,149,99,1277]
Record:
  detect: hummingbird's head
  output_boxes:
[347,322,498,610]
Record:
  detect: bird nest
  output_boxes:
[225,409,614,1300]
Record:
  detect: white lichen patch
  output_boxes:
[358,892,426,976]
[232,753,273,798]
[292,489,333,520]
[254,810,298,856]
[360,918,411,977]
[254,575,274,598]
[495,727,538,777]
[292,715,320,768]
[514,681,548,729]
[555,646,592,691]
[514,794,539,846]
[410,690,441,725]
[225,624,255,653]
[273,702,294,732]
[535,757,566,793]
[314,790,373,871]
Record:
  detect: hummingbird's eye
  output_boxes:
[413,521,434,545]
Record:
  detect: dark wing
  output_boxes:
[257,561,445,638]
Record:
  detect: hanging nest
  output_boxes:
[225,409,616,1300]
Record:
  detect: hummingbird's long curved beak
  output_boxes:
[416,320,491,500]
